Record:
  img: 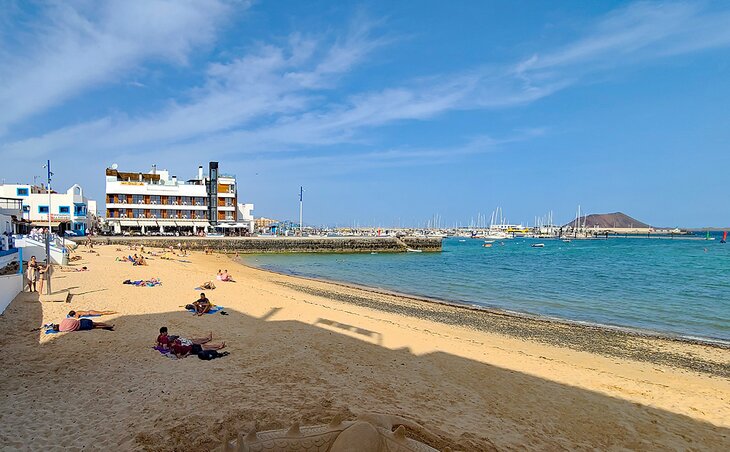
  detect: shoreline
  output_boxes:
[238,257,730,351]
[1,243,728,450]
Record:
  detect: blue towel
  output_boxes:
[44,328,59,334]
[186,305,224,315]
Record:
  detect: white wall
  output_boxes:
[0,184,94,232]
[0,273,22,315]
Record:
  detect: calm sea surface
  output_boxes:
[242,234,730,342]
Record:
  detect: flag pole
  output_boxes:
[299,186,303,235]
[45,159,53,294]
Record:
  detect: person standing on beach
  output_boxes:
[37,261,53,294]
[26,256,39,292]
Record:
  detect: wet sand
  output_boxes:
[0,243,728,451]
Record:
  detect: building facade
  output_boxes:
[105,162,254,234]
[0,183,95,235]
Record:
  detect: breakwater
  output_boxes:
[83,236,442,253]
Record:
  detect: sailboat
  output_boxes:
[721,231,727,244]
[705,231,715,241]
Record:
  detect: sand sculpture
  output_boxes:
[216,413,442,452]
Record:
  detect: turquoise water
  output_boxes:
[243,235,730,342]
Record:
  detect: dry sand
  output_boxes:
[0,243,728,451]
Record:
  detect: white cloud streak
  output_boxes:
[2,1,730,166]
[0,0,232,134]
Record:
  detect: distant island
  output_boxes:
[561,212,727,232]
[563,212,652,229]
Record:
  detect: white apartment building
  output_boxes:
[105,162,254,234]
[0,183,96,235]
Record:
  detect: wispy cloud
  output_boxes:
[514,2,730,84]
[246,129,547,175]
[3,1,730,168]
[0,0,232,134]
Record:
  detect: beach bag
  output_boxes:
[185,304,195,310]
[197,350,228,360]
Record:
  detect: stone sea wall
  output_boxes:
[84,236,442,253]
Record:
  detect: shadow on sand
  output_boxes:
[0,290,727,451]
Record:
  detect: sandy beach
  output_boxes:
[0,243,728,451]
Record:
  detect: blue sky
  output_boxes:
[1,1,729,227]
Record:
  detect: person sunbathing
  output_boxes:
[52,317,114,332]
[192,293,212,316]
[156,327,218,351]
[68,310,117,318]
[197,281,216,290]
[60,266,88,272]
[170,336,225,358]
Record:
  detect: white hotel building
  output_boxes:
[105,162,254,234]
[0,183,96,235]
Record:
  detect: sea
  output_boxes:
[242,233,730,343]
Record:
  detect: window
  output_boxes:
[59,206,70,214]
[16,188,29,196]
[38,206,49,214]
[22,205,30,213]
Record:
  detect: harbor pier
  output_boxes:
[82,236,443,253]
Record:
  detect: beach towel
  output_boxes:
[66,314,100,318]
[186,305,224,315]
[152,346,177,359]
[43,324,59,334]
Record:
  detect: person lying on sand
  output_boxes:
[171,335,226,358]
[197,281,216,290]
[68,310,117,318]
[192,293,212,316]
[52,317,114,332]
[156,327,218,350]
[60,266,88,272]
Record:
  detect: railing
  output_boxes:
[0,197,22,209]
